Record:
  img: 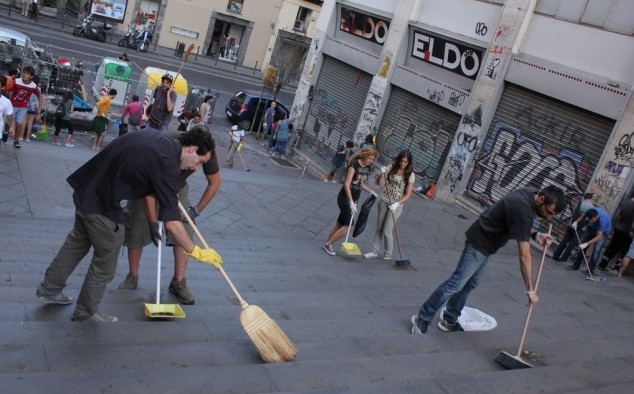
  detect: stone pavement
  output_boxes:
[1,124,634,393]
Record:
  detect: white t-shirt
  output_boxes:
[0,95,14,131]
[381,163,416,203]
[230,128,244,143]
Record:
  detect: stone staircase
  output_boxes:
[2,212,634,393]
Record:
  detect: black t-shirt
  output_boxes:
[67,130,182,224]
[616,199,634,231]
[348,159,372,190]
[465,188,537,256]
[164,130,219,188]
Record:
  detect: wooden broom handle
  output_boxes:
[172,44,195,85]
[178,202,249,308]
[516,223,552,357]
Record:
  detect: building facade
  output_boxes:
[291,0,634,242]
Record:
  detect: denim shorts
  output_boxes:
[13,107,28,123]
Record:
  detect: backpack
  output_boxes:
[55,101,67,118]
[128,104,142,126]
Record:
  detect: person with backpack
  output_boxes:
[122,94,143,132]
[52,91,75,147]
[270,114,290,160]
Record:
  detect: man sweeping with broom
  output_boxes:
[411,185,565,334]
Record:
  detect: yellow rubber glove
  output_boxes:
[237,142,243,153]
[186,245,223,269]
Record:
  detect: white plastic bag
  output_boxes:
[440,306,497,331]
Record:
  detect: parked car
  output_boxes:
[225,90,289,131]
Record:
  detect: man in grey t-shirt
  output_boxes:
[147,74,178,132]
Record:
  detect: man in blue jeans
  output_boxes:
[411,185,565,334]
[566,208,612,275]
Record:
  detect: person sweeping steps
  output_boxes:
[364,150,415,260]
[322,146,378,256]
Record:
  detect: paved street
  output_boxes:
[1,8,634,394]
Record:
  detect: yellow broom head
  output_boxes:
[341,242,361,255]
[240,304,297,363]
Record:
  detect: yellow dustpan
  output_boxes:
[341,214,362,255]
[144,222,186,318]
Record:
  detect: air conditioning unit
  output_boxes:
[229,2,242,13]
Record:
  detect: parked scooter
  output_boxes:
[73,14,112,43]
[118,26,139,49]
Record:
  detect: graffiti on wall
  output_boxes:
[379,101,457,181]
[485,24,509,80]
[589,132,634,207]
[444,107,482,192]
[356,93,381,143]
[467,123,590,224]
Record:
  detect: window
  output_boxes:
[293,7,312,33]
[227,0,243,14]
[535,0,634,34]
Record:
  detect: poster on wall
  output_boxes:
[91,0,129,23]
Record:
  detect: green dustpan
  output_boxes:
[144,222,185,319]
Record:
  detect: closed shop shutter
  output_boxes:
[465,83,615,238]
[299,56,372,166]
[377,86,461,186]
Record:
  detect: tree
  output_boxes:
[269,38,308,101]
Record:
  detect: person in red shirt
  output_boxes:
[8,66,41,148]
[121,94,144,132]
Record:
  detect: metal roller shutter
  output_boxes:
[465,83,615,238]
[299,56,372,165]
[377,86,461,184]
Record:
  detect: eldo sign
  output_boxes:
[340,7,390,45]
[411,31,483,80]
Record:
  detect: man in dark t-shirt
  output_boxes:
[36,129,223,323]
[119,125,221,305]
[411,185,565,334]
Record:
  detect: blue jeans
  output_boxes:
[273,140,288,155]
[573,230,605,273]
[418,241,489,323]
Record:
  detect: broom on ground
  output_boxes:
[178,202,297,363]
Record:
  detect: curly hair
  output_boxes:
[348,146,378,163]
[178,126,215,156]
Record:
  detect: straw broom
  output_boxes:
[178,202,297,363]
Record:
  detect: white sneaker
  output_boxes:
[65,143,74,148]
[324,179,329,182]
[363,252,378,259]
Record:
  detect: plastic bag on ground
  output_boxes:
[440,306,497,331]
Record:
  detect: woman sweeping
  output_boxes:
[364,150,415,259]
[322,146,378,256]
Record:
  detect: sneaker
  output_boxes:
[65,143,74,148]
[56,142,61,146]
[281,155,287,160]
[324,179,329,182]
[438,318,464,332]
[271,153,278,158]
[13,141,21,148]
[36,290,73,305]
[566,265,579,271]
[411,315,430,334]
[330,180,337,183]
[322,243,336,256]
[169,278,195,305]
[118,273,138,290]
[363,252,378,259]
[2,132,8,143]
[383,256,392,260]
[89,311,118,323]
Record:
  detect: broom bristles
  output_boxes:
[240,304,297,363]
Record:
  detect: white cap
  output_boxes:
[231,125,239,131]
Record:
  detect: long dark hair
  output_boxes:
[387,150,414,185]
[62,91,73,103]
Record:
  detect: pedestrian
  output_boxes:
[198,95,214,124]
[146,74,177,132]
[21,0,29,16]
[364,150,415,260]
[23,75,40,142]
[30,0,38,21]
[121,94,143,132]
[177,110,194,132]
[598,190,634,271]
[0,75,16,145]
[270,114,290,160]
[615,239,634,277]
[119,125,221,305]
[325,140,354,183]
[566,207,612,275]
[52,91,75,147]
[118,53,130,62]
[359,134,375,149]
[322,146,379,256]
[411,185,565,334]
[36,128,222,322]
[261,101,276,144]
[552,193,596,262]
[225,124,244,168]
[8,65,41,148]
[186,112,204,131]
[91,88,117,150]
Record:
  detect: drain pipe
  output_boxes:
[512,0,538,55]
